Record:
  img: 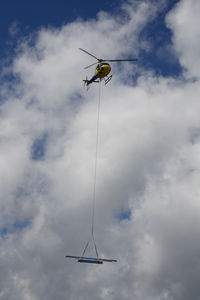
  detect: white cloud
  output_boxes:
[166,0,200,79]
[0,1,200,299]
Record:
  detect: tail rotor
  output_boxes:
[83,76,90,91]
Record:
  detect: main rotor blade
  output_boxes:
[79,48,100,61]
[104,58,138,62]
[84,62,98,69]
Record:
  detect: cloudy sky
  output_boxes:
[1,0,200,299]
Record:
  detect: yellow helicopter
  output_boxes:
[79,48,138,89]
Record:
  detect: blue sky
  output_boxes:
[1,0,180,76]
[0,0,120,57]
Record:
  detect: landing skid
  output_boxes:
[104,75,112,85]
[94,75,112,85]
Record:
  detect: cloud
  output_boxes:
[9,21,20,37]
[166,0,200,79]
[0,1,200,299]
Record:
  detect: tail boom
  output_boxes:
[83,74,99,90]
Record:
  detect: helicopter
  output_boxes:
[79,48,138,89]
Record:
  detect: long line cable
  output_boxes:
[80,81,102,259]
[91,81,101,237]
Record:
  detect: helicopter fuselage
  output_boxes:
[86,63,111,86]
[95,62,111,78]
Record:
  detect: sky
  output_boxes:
[1,0,200,299]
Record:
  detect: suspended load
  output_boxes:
[66,256,117,264]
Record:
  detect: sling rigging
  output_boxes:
[66,83,117,264]
[80,81,101,260]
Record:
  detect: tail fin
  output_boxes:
[83,76,88,85]
[83,76,90,91]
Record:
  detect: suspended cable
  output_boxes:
[80,81,102,259]
[66,80,117,264]
[91,80,101,237]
